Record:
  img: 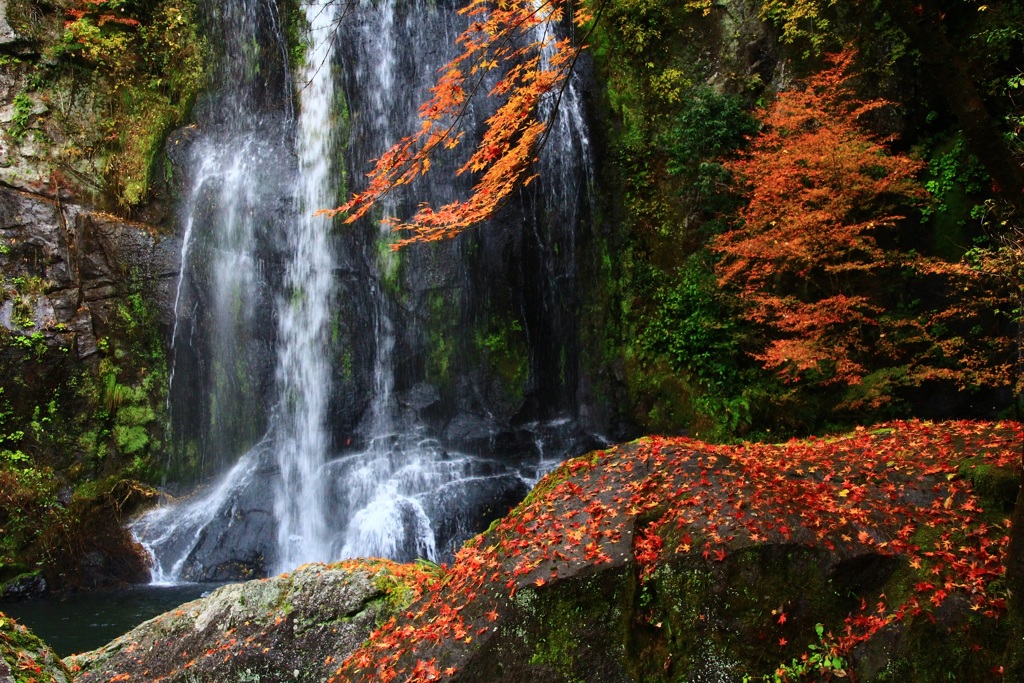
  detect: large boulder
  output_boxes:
[0,573,46,603]
[328,419,1020,682]
[68,560,437,683]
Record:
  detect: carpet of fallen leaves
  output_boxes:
[330,419,1023,682]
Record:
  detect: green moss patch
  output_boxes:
[0,612,71,683]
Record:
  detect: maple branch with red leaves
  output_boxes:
[320,0,597,248]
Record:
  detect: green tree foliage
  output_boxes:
[583,0,780,438]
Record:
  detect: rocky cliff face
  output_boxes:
[0,187,179,363]
[0,188,176,588]
[0,0,202,592]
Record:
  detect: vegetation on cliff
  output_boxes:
[582,0,1024,438]
[714,49,1016,400]
[2,0,206,210]
[0,274,169,592]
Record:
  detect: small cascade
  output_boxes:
[134,0,605,583]
[134,438,275,583]
[164,0,292,481]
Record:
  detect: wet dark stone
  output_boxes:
[0,573,48,603]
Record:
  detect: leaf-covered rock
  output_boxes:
[0,612,72,683]
[327,419,1020,682]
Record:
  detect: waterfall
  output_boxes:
[134,0,604,583]
[272,0,339,573]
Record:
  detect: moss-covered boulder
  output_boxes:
[325,419,1020,682]
[0,573,45,603]
[67,559,439,683]
[0,611,72,683]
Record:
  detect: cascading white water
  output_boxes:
[271,0,340,573]
[165,144,265,479]
[136,437,272,584]
[534,0,594,224]
[352,0,407,554]
[135,0,297,580]
[163,0,292,482]
[326,0,441,563]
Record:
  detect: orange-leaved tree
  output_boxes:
[714,50,1017,400]
[321,0,595,249]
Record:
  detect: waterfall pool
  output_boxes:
[1,583,221,658]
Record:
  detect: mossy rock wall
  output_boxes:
[0,179,179,591]
[0,0,206,213]
[0,0,206,593]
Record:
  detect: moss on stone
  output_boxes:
[474,316,529,404]
[373,569,423,613]
[870,614,1008,682]
[426,291,457,389]
[3,0,208,209]
[630,547,868,681]
[377,235,403,297]
[0,611,72,683]
[958,457,1019,512]
[281,0,310,74]
[480,569,634,683]
[525,590,587,683]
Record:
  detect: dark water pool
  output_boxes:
[1,583,222,657]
